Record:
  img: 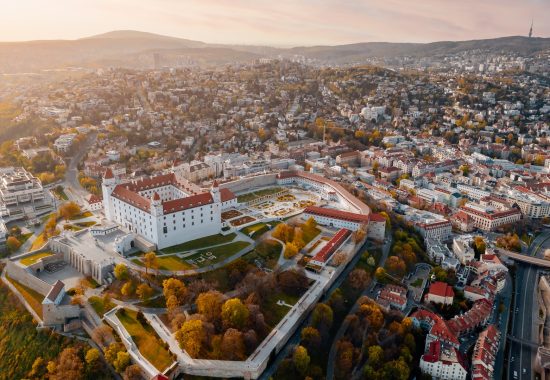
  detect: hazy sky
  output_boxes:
[1,0,549,46]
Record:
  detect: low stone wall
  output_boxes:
[5,260,52,296]
[104,308,161,379]
[220,173,278,195]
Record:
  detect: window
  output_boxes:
[163,226,167,233]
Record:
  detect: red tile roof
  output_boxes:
[104,168,114,179]
[428,281,455,298]
[311,228,351,264]
[162,192,213,214]
[220,188,236,202]
[112,185,151,212]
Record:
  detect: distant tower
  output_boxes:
[102,168,117,220]
[529,19,533,38]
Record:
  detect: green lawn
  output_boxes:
[261,290,301,327]
[132,255,194,271]
[76,221,97,227]
[241,222,269,239]
[88,296,115,317]
[29,233,48,251]
[137,295,166,308]
[410,278,423,287]
[116,309,174,371]
[162,233,236,254]
[52,187,68,200]
[246,239,282,269]
[302,226,321,245]
[69,211,93,220]
[6,276,44,318]
[185,241,250,268]
[237,192,258,203]
[237,187,284,203]
[19,252,54,266]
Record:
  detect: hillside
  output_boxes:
[0,31,548,73]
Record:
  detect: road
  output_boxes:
[508,231,550,380]
[64,132,97,203]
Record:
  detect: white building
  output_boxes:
[420,341,467,380]
[0,167,46,206]
[53,133,77,153]
[452,235,475,265]
[460,203,521,231]
[102,169,236,250]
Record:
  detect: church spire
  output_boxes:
[529,19,533,38]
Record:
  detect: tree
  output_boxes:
[301,327,322,355]
[374,267,386,282]
[221,328,247,360]
[196,290,224,322]
[143,252,158,275]
[113,351,131,373]
[123,364,143,380]
[367,345,384,369]
[311,303,334,331]
[85,348,100,366]
[104,343,125,364]
[277,269,308,296]
[284,241,299,259]
[304,217,318,233]
[121,281,135,297]
[272,222,296,243]
[171,313,187,331]
[136,283,153,300]
[473,236,486,257]
[52,347,84,380]
[114,263,129,281]
[59,201,81,220]
[176,319,206,358]
[122,364,143,380]
[92,324,113,347]
[6,236,21,252]
[28,357,47,379]
[336,340,354,376]
[163,278,188,310]
[293,345,311,375]
[348,268,369,290]
[221,298,249,330]
[385,255,406,276]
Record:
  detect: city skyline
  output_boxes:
[1,0,549,46]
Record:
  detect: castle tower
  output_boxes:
[150,192,163,217]
[102,168,117,220]
[211,180,221,203]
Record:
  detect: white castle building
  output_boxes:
[102,169,237,250]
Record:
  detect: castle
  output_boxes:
[102,169,237,249]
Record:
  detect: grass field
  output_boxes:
[237,187,284,203]
[246,239,282,269]
[262,290,301,327]
[302,226,321,245]
[5,276,44,318]
[240,222,282,239]
[116,309,174,371]
[29,233,48,251]
[52,187,68,200]
[132,255,194,271]
[137,295,166,308]
[185,241,250,268]
[88,296,116,317]
[69,211,93,220]
[19,252,53,266]
[162,233,236,254]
